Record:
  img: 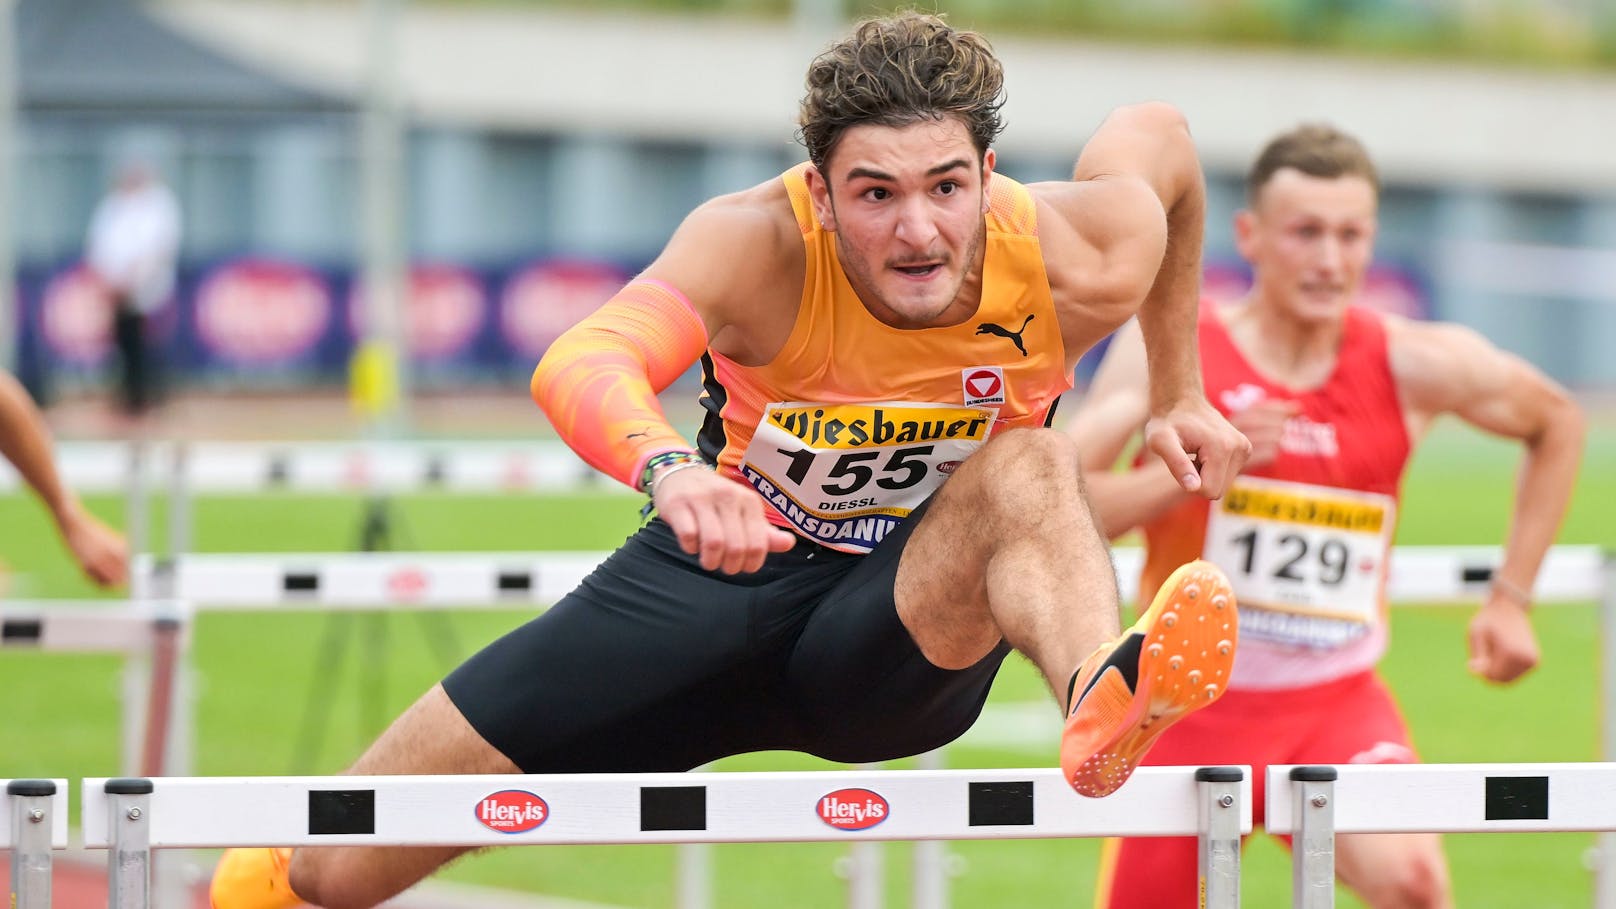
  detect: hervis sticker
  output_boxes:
[816,788,890,831]
[476,790,549,833]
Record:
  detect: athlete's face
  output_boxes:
[1236,169,1378,326]
[805,118,992,329]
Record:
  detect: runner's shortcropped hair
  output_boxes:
[1247,123,1380,204]
[798,10,1006,171]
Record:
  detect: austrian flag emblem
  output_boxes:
[962,367,1005,407]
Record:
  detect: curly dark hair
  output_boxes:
[798,11,1006,171]
[1247,123,1380,204]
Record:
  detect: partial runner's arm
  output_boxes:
[0,370,127,586]
[1393,317,1586,683]
[530,194,798,574]
[1050,103,1249,497]
[1063,322,1187,537]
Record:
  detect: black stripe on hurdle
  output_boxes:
[284,572,320,593]
[640,786,706,831]
[1485,775,1548,821]
[309,789,376,835]
[1462,565,1495,583]
[498,571,533,593]
[968,780,1035,826]
[2,618,43,643]
[265,454,291,487]
[423,456,447,487]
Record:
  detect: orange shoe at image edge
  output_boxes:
[1060,559,1238,798]
[209,846,304,909]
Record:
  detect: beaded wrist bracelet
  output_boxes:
[637,450,709,494]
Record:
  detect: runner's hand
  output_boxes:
[1227,400,1299,470]
[1143,397,1251,498]
[1467,598,1539,683]
[58,504,129,588]
[653,467,797,574]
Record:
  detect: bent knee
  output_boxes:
[1360,854,1450,909]
[967,429,1083,496]
[288,851,376,909]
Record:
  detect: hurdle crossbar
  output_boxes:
[80,767,1251,848]
[132,545,1606,610]
[131,553,602,608]
[0,601,191,653]
[0,441,608,494]
[1266,762,1616,835]
[1118,545,1604,605]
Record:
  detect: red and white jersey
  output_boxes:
[1137,303,1413,689]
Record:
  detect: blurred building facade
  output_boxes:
[12,0,1616,392]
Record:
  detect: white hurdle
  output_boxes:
[1268,763,1616,909]
[127,544,1616,907]
[0,600,192,778]
[0,440,607,495]
[131,552,605,609]
[79,766,1251,909]
[4,779,69,909]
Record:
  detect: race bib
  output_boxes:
[1201,477,1395,648]
[740,401,995,554]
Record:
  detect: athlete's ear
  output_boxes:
[804,165,838,231]
[981,149,997,214]
[1233,208,1258,263]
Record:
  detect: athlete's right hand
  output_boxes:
[1227,400,1299,469]
[653,467,798,575]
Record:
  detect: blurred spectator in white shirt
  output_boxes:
[85,160,182,416]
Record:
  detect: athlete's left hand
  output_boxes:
[1143,397,1251,499]
[1467,598,1540,683]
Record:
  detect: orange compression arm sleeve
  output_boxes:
[530,279,710,490]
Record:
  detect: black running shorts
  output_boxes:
[443,499,1009,773]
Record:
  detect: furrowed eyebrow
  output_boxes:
[926,159,972,177]
[843,159,973,184]
[845,166,895,183]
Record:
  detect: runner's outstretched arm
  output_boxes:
[0,369,127,586]
[1068,103,1249,497]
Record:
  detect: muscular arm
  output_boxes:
[1063,322,1189,538]
[529,279,708,488]
[1069,103,1207,420]
[529,191,799,573]
[1393,319,1586,682]
[530,194,791,488]
[1046,103,1248,495]
[0,370,127,586]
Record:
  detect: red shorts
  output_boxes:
[1096,670,1417,909]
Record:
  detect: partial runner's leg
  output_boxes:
[893,427,1120,686]
[285,685,518,909]
[209,685,516,909]
[891,428,1237,795]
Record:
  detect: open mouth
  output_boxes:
[893,263,942,278]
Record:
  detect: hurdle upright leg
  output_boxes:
[1599,553,1616,909]
[105,778,154,909]
[1288,766,1338,909]
[1196,766,1244,909]
[7,780,56,909]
